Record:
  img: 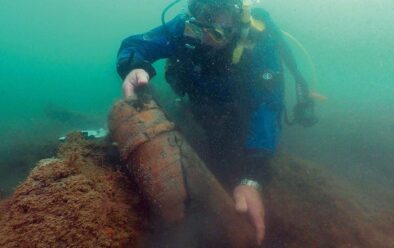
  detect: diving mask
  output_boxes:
[184,16,236,47]
[186,0,242,45]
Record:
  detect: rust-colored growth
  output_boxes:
[108,99,187,223]
[108,99,257,247]
[131,132,187,222]
[0,134,145,248]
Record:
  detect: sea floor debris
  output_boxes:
[0,133,393,247]
[0,133,147,248]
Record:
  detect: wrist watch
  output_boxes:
[239,179,262,193]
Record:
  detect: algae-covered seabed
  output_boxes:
[0,0,393,247]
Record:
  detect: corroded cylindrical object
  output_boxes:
[108,99,187,222]
[108,98,256,247]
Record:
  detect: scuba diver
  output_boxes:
[116,0,317,245]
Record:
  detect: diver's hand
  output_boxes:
[122,69,150,99]
[233,185,265,246]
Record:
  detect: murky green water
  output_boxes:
[1,0,393,213]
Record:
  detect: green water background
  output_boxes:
[0,0,393,210]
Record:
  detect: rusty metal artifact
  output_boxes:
[108,97,256,247]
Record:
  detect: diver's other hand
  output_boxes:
[122,69,150,99]
[233,185,265,246]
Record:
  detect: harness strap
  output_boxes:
[232,17,265,64]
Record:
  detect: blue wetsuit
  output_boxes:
[117,8,284,185]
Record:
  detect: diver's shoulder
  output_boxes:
[164,13,187,37]
[165,13,188,27]
[174,13,189,23]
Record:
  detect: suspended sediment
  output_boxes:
[0,102,393,247]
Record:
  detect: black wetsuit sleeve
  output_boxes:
[116,15,185,79]
[240,150,273,188]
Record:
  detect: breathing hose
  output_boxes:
[161,0,182,27]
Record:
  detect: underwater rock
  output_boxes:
[0,133,146,248]
[263,154,394,248]
[0,128,393,247]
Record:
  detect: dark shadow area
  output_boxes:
[0,103,106,196]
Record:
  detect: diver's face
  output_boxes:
[202,13,236,48]
[195,7,239,49]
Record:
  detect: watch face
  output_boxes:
[240,179,262,192]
